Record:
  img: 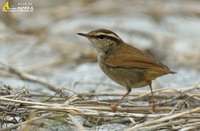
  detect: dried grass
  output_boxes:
[0,80,200,130]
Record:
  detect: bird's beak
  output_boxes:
[77,33,90,38]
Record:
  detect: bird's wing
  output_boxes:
[105,52,162,69]
[105,44,175,80]
[105,43,164,69]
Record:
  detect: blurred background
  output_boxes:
[0,0,200,96]
[1,0,200,130]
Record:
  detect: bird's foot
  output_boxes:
[110,105,117,112]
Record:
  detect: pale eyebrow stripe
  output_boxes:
[95,33,121,40]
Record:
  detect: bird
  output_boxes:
[77,29,176,112]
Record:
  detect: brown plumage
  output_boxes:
[78,29,176,112]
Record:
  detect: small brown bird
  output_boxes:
[78,29,175,112]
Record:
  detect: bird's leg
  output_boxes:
[149,81,156,112]
[111,88,131,112]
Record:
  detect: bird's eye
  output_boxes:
[98,35,105,39]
